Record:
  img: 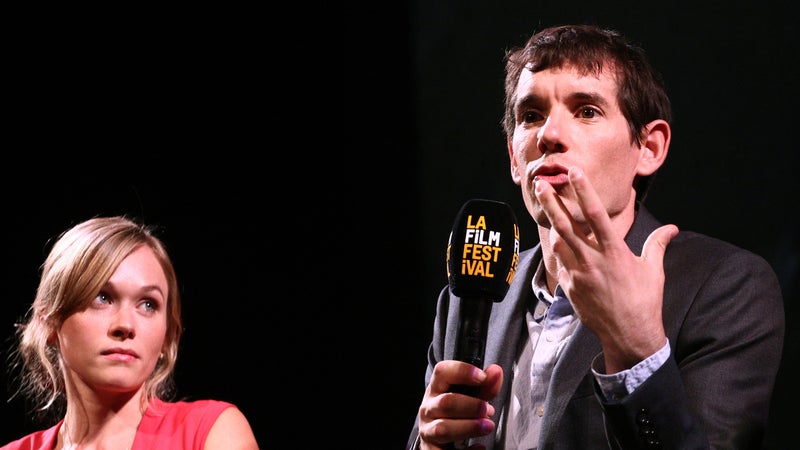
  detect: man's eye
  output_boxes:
[522,111,543,123]
[579,107,597,118]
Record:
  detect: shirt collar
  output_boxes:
[531,259,574,321]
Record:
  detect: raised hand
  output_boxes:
[533,166,678,373]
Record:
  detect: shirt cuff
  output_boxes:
[591,340,671,401]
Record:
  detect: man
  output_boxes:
[407,24,784,449]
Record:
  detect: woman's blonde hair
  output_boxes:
[8,216,183,420]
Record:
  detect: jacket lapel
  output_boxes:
[539,324,601,446]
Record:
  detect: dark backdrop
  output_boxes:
[2,2,798,449]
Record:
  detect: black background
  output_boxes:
[3,1,799,448]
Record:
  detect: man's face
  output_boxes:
[508,65,643,229]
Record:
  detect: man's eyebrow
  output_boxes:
[566,91,610,109]
[515,93,545,110]
[515,91,611,112]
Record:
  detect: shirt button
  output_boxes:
[546,334,555,342]
[536,405,544,417]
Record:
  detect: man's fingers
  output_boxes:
[641,224,679,264]
[567,166,616,248]
[428,361,488,395]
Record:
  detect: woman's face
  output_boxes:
[57,245,168,396]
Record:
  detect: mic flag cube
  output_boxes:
[447,198,520,302]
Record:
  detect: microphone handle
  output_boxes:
[449,297,492,398]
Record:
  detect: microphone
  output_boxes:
[446,198,520,397]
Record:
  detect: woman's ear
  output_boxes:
[637,119,671,176]
[44,317,58,346]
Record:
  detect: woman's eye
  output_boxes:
[141,300,158,312]
[95,293,111,304]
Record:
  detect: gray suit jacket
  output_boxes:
[407,207,784,449]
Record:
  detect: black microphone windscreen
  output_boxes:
[446,199,520,301]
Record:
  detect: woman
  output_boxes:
[2,216,259,449]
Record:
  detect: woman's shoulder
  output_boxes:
[1,422,61,450]
[133,398,241,450]
[144,397,236,422]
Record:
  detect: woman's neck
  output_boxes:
[58,391,147,450]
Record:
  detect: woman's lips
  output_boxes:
[101,348,139,362]
[104,353,137,362]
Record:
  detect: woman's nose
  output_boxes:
[109,308,136,340]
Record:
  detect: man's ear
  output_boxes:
[637,119,670,176]
[508,136,523,185]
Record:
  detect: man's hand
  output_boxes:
[417,361,503,449]
[534,166,678,373]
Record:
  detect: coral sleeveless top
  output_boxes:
[1,398,234,450]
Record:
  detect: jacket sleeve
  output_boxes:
[598,357,708,449]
